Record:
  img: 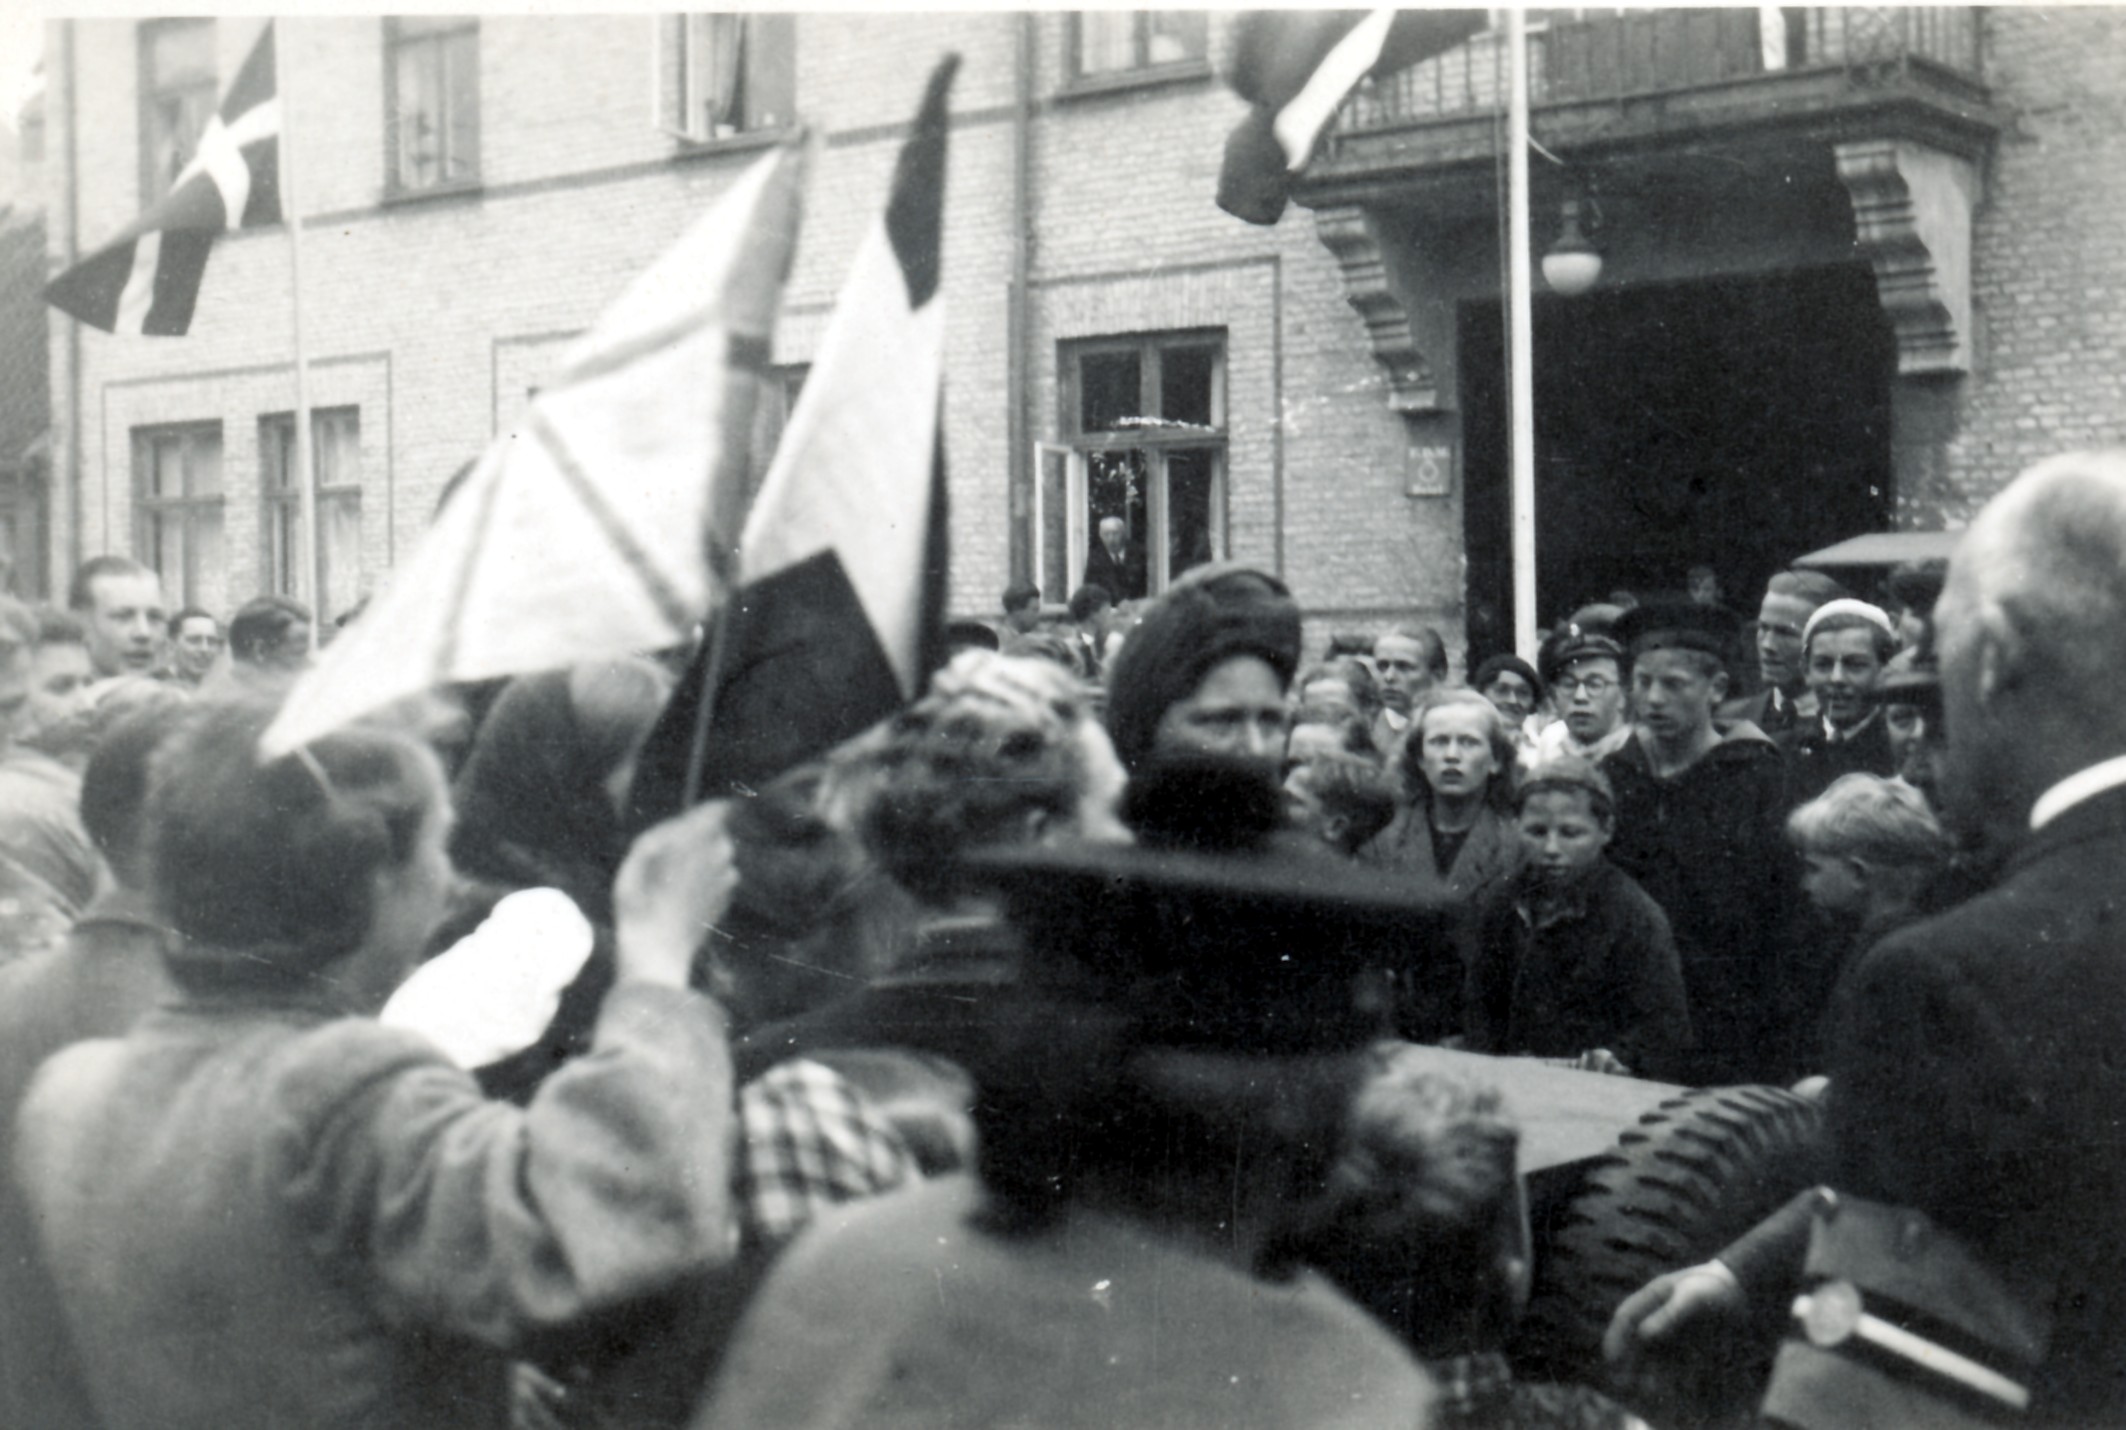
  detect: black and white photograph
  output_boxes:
[0,5,2123,1427]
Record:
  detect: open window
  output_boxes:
[1039,332,1227,603]
[655,14,796,142]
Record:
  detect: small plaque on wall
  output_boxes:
[1406,443,1454,498]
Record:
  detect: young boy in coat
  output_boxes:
[1600,601,1792,1084]
[1464,759,1692,1079]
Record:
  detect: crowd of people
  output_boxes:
[0,450,2123,1429]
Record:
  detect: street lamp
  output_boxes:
[1541,195,1602,296]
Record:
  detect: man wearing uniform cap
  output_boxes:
[1598,600,1792,1085]
[1777,599,1900,810]
[1533,629,1632,768]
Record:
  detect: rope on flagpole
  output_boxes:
[279,19,321,651]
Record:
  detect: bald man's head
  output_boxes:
[1935,451,2126,834]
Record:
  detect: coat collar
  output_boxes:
[2006,781,2126,879]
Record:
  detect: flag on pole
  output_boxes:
[47,22,282,335]
[1217,8,1487,225]
[261,138,807,758]
[628,55,958,825]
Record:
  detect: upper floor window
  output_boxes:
[1070,12,1208,79]
[387,16,479,193]
[1034,332,1226,603]
[133,422,226,615]
[657,14,796,143]
[261,408,364,621]
[139,19,216,205]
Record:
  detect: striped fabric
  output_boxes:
[47,22,280,336]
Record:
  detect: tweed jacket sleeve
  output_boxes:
[275,982,735,1349]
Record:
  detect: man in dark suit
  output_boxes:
[1081,516,1147,603]
[1608,451,2126,1425]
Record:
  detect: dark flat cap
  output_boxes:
[1612,599,1739,668]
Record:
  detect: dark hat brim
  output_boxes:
[957,840,1455,1053]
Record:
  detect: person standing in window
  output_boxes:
[1081,515,1146,603]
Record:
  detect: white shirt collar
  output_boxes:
[2029,753,2126,832]
[1820,709,1880,745]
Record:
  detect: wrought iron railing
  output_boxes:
[1333,7,1982,132]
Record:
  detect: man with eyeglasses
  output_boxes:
[1532,632,1632,767]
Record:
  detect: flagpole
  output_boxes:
[278,19,322,649]
[1506,8,1538,663]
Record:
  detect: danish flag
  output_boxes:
[47,22,280,336]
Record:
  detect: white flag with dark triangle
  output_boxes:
[47,21,281,335]
[627,55,958,823]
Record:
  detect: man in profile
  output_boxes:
[1081,516,1146,603]
[66,557,167,680]
[1721,569,1847,738]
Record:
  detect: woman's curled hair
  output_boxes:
[848,651,1100,905]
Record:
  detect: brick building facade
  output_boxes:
[35,10,2126,665]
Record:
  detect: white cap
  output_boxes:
[1802,598,1897,650]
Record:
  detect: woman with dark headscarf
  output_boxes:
[1103,563,1303,775]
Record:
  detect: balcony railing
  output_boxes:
[1334,8,1983,132]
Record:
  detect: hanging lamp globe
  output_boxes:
[1541,197,1602,297]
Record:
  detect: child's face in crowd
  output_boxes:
[1418,704,1497,801]
[1798,847,1869,921]
[1517,788,1609,882]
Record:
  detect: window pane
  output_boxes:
[323,491,363,619]
[1166,448,1219,582]
[1083,448,1148,601]
[262,419,292,493]
[149,21,215,85]
[271,498,297,596]
[1077,350,1142,433]
[317,410,360,488]
[149,437,182,498]
[1147,11,1207,64]
[745,14,796,131]
[1160,345,1218,427]
[395,41,443,188]
[191,505,226,615]
[1076,12,1139,74]
[143,508,179,586]
[695,14,744,130]
[188,431,222,498]
[442,30,478,181]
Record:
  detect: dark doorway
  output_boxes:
[1460,264,1894,658]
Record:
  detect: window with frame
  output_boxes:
[139,19,216,206]
[134,423,226,616]
[656,14,796,142]
[1036,333,1225,603]
[386,16,479,193]
[747,364,808,502]
[261,409,363,621]
[1070,12,1208,79]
